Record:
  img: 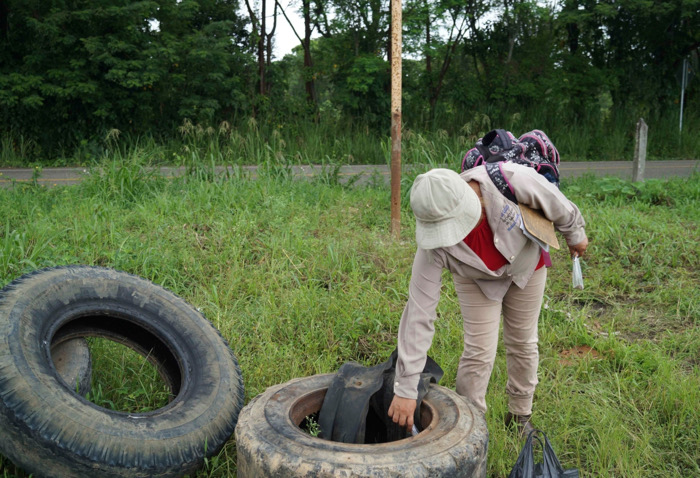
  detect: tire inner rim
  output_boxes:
[47,308,184,414]
[290,388,437,444]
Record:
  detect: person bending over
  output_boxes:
[388,166,588,437]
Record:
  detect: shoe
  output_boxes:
[505,412,535,439]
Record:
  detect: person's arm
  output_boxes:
[389,247,444,430]
[503,163,588,251]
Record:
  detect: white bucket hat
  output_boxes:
[410,169,481,249]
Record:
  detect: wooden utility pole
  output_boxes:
[390,0,402,240]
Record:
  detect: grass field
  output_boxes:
[0,160,698,477]
[3,107,700,168]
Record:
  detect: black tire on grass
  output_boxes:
[0,266,245,478]
[235,374,489,478]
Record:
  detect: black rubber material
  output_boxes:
[235,374,489,477]
[0,266,245,478]
[50,337,92,397]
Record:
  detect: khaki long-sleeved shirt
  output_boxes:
[394,163,587,399]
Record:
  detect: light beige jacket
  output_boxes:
[394,163,587,399]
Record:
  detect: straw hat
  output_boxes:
[410,169,481,249]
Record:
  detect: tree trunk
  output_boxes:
[265,1,278,95]
[468,10,487,91]
[244,0,266,110]
[303,0,316,108]
[259,0,266,96]
[564,0,579,54]
[429,13,466,119]
[426,0,433,110]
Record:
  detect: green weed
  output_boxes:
[83,338,171,413]
[0,164,697,477]
[302,414,322,437]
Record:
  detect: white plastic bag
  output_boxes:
[572,256,584,290]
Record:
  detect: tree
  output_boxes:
[275,0,318,111]
[156,0,251,122]
[0,1,164,151]
[556,0,700,112]
[309,0,391,125]
[244,0,280,100]
[0,0,250,156]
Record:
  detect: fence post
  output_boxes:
[390,0,402,240]
[633,118,648,182]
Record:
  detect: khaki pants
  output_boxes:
[453,267,547,416]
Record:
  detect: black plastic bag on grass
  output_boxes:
[508,430,579,478]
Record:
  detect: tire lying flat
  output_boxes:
[0,266,244,478]
[235,374,488,477]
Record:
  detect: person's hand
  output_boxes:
[388,395,417,431]
[568,237,588,258]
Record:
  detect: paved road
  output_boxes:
[0,160,697,188]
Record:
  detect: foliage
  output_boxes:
[0,0,699,162]
[0,163,698,477]
[0,0,250,158]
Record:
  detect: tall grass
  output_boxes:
[0,161,697,477]
[2,107,699,167]
[0,130,43,167]
[84,338,172,413]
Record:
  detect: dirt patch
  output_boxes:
[571,299,610,316]
[616,311,694,343]
[183,223,211,249]
[559,345,601,366]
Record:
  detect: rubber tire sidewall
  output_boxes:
[235,374,488,478]
[0,267,244,478]
[51,337,92,397]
